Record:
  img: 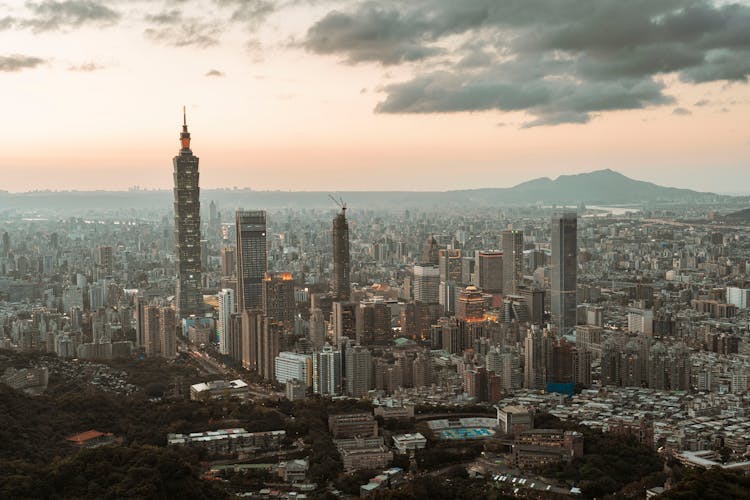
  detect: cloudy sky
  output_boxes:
[1,0,749,192]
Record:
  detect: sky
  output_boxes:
[1,0,749,193]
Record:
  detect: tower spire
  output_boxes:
[180,106,191,150]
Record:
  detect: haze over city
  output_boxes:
[2,0,749,192]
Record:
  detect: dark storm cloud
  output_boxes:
[302,0,750,125]
[0,54,46,72]
[22,0,120,32]
[303,5,443,64]
[672,107,692,115]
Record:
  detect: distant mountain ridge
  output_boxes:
[0,169,732,211]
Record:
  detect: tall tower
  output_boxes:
[173,107,203,319]
[332,205,350,301]
[236,210,267,311]
[217,288,235,355]
[551,212,577,335]
[502,230,524,294]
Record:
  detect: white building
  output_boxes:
[313,343,341,396]
[217,288,235,355]
[275,352,312,386]
[727,287,749,309]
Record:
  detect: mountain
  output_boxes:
[723,207,750,223]
[0,169,732,212]
[451,168,720,205]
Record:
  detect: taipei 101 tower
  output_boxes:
[173,107,203,319]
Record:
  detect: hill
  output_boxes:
[0,169,731,212]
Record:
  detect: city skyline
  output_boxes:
[1,0,749,193]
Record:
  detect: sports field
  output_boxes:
[440,427,495,440]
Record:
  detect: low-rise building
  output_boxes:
[513,429,583,469]
[168,428,286,456]
[392,433,427,454]
[190,379,249,400]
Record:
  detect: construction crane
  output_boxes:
[328,194,347,212]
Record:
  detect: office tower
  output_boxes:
[220,246,236,277]
[143,305,161,357]
[524,327,550,389]
[456,286,485,321]
[519,287,545,325]
[241,309,264,371]
[355,300,390,345]
[236,210,267,311]
[95,245,113,280]
[332,206,351,301]
[551,212,577,335]
[262,272,295,331]
[313,343,342,395]
[159,307,177,359]
[217,288,235,355]
[227,313,243,363]
[413,264,440,304]
[345,345,372,397]
[477,251,503,293]
[412,351,432,388]
[255,318,283,381]
[461,256,476,285]
[309,308,327,349]
[134,293,146,348]
[573,347,592,386]
[173,109,203,319]
[421,236,440,265]
[332,301,357,346]
[438,249,463,283]
[208,200,218,226]
[502,230,524,294]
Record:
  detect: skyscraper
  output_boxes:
[502,230,524,294]
[173,108,203,319]
[263,272,295,330]
[217,288,235,355]
[551,212,577,335]
[477,251,503,293]
[332,206,351,301]
[413,264,440,304]
[313,343,342,396]
[236,210,267,311]
[345,345,372,398]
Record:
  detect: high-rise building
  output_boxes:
[217,288,235,355]
[421,236,440,265]
[159,307,177,359]
[502,230,524,294]
[332,301,357,346]
[173,109,203,319]
[313,343,342,396]
[332,206,350,301]
[262,272,295,330]
[551,212,577,335]
[345,345,372,397]
[309,308,327,349]
[456,286,485,321]
[221,246,236,278]
[95,245,113,280]
[477,251,503,293]
[355,300,390,345]
[413,264,440,304]
[143,305,161,358]
[236,210,267,312]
